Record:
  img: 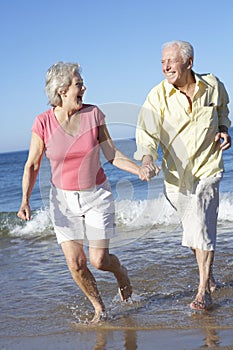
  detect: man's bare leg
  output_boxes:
[89,240,132,302]
[192,248,216,293]
[190,248,214,310]
[61,240,106,323]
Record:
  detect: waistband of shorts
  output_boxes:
[51,179,109,194]
[165,172,223,195]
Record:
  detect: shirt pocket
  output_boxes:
[198,106,218,132]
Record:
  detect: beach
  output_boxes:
[2,328,233,350]
[0,134,233,349]
[1,223,233,349]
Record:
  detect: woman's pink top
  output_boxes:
[32,104,107,190]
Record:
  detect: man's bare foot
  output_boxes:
[190,292,212,311]
[89,311,108,324]
[210,275,217,293]
[118,266,132,301]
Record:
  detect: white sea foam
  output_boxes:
[218,192,233,222]
[115,195,179,228]
[115,192,233,227]
[8,192,233,239]
[10,208,52,236]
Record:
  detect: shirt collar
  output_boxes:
[194,72,215,89]
[164,71,211,97]
[164,79,176,97]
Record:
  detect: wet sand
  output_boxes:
[1,226,233,350]
[1,327,233,350]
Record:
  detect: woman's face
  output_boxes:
[63,74,86,110]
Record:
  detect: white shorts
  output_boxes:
[164,174,222,251]
[49,180,117,244]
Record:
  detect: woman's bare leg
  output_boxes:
[61,240,105,322]
[89,240,132,301]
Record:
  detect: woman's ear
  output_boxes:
[58,88,66,96]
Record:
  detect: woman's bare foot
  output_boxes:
[190,292,212,311]
[89,311,108,324]
[117,266,132,301]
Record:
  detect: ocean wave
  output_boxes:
[219,192,233,222]
[0,209,54,239]
[1,192,232,239]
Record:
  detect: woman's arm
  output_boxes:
[17,132,45,221]
[99,123,157,181]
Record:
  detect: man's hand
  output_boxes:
[215,130,231,150]
[138,162,161,181]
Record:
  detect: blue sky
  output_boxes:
[1,0,232,153]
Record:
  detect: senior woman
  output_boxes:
[17,62,154,323]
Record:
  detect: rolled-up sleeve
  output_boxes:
[217,80,231,128]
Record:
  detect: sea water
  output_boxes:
[0,130,233,348]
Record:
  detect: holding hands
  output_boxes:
[138,155,161,181]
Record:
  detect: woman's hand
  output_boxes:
[17,203,31,221]
[138,163,161,181]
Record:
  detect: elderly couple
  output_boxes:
[18,40,231,323]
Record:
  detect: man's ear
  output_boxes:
[187,57,193,70]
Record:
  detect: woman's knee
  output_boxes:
[66,255,87,272]
[61,241,87,272]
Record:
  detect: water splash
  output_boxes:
[1,192,233,240]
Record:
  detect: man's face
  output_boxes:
[161,45,191,86]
